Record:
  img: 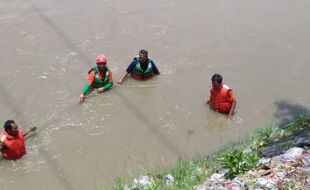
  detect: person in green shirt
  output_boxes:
[79,55,113,102]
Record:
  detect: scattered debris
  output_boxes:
[195,147,310,190]
[133,175,150,187]
[163,174,174,185]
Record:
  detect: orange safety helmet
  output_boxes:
[96,55,107,64]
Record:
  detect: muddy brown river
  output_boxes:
[1,0,310,189]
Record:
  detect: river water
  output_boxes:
[0,0,310,189]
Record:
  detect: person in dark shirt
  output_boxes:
[117,49,160,84]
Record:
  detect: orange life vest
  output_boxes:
[0,129,26,160]
[210,84,232,113]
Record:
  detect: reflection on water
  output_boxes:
[205,111,230,130]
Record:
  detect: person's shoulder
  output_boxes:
[132,56,141,63]
[131,57,139,63]
[149,59,157,67]
[129,59,138,67]
[225,84,233,95]
[0,132,6,142]
[227,88,235,101]
[227,89,233,95]
[148,57,155,62]
[223,84,231,90]
[88,67,97,74]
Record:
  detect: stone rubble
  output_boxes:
[195,147,310,190]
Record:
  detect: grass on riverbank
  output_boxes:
[107,114,310,190]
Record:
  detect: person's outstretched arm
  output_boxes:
[117,71,129,84]
[206,97,211,104]
[227,90,236,119]
[228,100,237,119]
[118,61,136,84]
[80,72,95,102]
[23,127,37,137]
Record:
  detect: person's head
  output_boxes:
[4,120,18,136]
[96,55,107,71]
[211,74,223,90]
[138,49,148,64]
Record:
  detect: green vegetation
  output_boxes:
[218,148,259,179]
[107,114,310,190]
[171,156,210,189]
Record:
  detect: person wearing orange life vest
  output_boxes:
[79,55,113,102]
[0,120,37,160]
[117,49,160,84]
[206,74,237,119]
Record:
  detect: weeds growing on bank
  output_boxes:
[107,114,310,190]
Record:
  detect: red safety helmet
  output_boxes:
[96,55,107,64]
